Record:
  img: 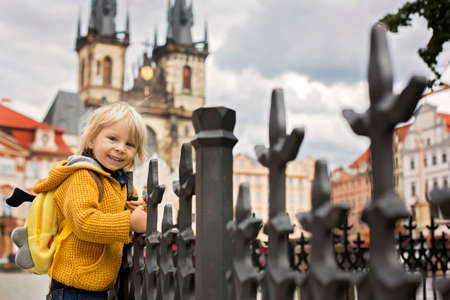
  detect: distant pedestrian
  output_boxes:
[33,102,148,300]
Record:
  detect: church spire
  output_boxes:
[126,9,130,34]
[167,0,194,46]
[88,0,117,36]
[76,9,81,39]
[154,28,158,48]
[204,21,208,50]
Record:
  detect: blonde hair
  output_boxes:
[78,102,147,170]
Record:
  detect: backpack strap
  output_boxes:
[88,170,104,203]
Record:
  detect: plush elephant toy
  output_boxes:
[6,188,36,270]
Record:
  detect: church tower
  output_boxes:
[153,0,209,111]
[122,0,208,170]
[76,0,129,107]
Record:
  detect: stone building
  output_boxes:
[0,104,72,262]
[232,154,315,239]
[401,103,450,231]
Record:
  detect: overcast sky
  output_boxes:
[1,0,449,170]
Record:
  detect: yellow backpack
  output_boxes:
[6,170,103,274]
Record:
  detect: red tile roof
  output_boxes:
[438,113,450,132]
[0,104,72,155]
[395,124,411,143]
[349,147,370,169]
[0,104,63,132]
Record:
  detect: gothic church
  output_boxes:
[45,0,208,171]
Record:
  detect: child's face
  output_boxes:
[88,118,137,171]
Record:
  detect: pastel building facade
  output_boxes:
[232,154,315,239]
[401,103,450,230]
[0,105,72,262]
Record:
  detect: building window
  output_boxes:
[183,66,191,90]
[424,157,427,167]
[427,138,431,146]
[433,178,438,190]
[432,154,437,166]
[103,56,112,85]
[443,152,447,163]
[444,177,448,189]
[410,158,415,170]
[411,182,416,197]
[26,161,39,179]
[0,158,15,176]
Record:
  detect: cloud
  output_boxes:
[0,0,442,171]
[213,0,434,85]
[205,57,370,168]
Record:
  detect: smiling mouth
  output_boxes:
[107,155,124,163]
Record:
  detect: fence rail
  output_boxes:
[108,23,450,300]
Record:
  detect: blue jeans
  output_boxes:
[46,283,108,300]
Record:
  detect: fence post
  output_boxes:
[173,143,196,300]
[227,183,262,300]
[191,107,237,300]
[343,23,426,300]
[296,160,351,299]
[255,88,304,299]
[143,159,165,300]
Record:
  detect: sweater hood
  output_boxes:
[33,155,111,193]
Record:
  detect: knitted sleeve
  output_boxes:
[62,170,131,244]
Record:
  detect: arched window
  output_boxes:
[80,60,85,87]
[103,56,112,85]
[183,66,191,90]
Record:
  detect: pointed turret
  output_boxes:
[203,21,208,50]
[88,0,117,36]
[154,28,158,49]
[167,0,194,46]
[76,10,81,39]
[125,9,130,34]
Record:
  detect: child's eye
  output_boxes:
[108,136,117,141]
[126,142,135,148]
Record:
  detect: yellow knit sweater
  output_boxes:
[33,160,131,291]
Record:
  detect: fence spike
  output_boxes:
[227,183,262,300]
[344,23,426,300]
[255,88,304,300]
[160,204,178,300]
[296,160,352,299]
[143,159,165,300]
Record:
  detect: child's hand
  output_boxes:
[126,199,146,211]
[130,205,147,233]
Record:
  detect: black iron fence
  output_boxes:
[108,23,450,300]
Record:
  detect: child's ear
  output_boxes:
[87,139,94,149]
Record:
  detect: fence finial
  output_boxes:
[227,183,262,300]
[343,22,426,300]
[173,143,196,300]
[255,88,304,299]
[143,159,165,300]
[297,160,351,299]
